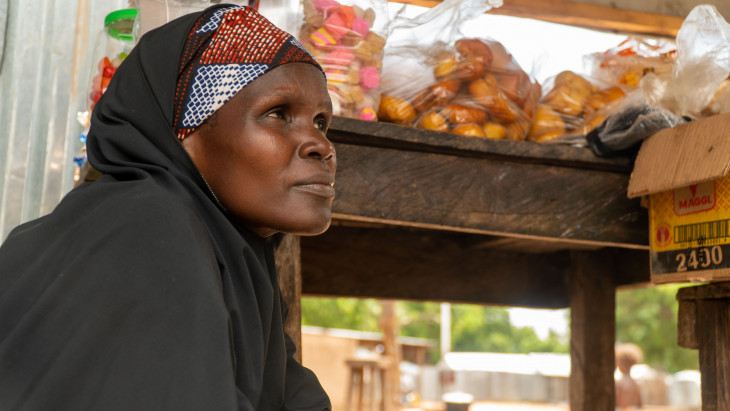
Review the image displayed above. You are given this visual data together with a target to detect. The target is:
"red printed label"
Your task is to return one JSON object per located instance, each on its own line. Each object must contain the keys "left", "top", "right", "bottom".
{"left": 674, "top": 182, "right": 715, "bottom": 216}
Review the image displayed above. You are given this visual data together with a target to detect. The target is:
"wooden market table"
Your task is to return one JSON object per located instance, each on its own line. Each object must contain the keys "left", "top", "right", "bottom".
{"left": 275, "top": 116, "right": 651, "bottom": 411}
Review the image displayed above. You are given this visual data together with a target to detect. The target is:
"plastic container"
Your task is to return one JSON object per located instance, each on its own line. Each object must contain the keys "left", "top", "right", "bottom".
{"left": 87, "top": 8, "right": 138, "bottom": 116}
{"left": 75, "top": 8, "right": 138, "bottom": 173}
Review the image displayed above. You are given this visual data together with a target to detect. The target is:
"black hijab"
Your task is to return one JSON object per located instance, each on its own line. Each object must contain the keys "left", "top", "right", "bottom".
{"left": 0, "top": 5, "right": 330, "bottom": 410}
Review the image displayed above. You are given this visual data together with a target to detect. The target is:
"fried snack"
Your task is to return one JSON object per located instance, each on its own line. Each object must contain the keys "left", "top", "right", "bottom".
{"left": 440, "top": 103, "right": 488, "bottom": 124}
{"left": 412, "top": 78, "right": 462, "bottom": 113}
{"left": 483, "top": 121, "right": 508, "bottom": 139}
{"left": 455, "top": 38, "right": 493, "bottom": 64}
{"left": 418, "top": 111, "right": 449, "bottom": 132}
{"left": 580, "top": 113, "right": 607, "bottom": 135}
{"left": 543, "top": 70, "right": 596, "bottom": 116}
{"left": 585, "top": 86, "right": 625, "bottom": 111}
{"left": 527, "top": 104, "right": 566, "bottom": 141}
{"left": 433, "top": 51, "right": 458, "bottom": 78}
{"left": 377, "top": 94, "right": 416, "bottom": 124}
{"left": 468, "top": 75, "right": 520, "bottom": 123}
{"left": 451, "top": 123, "right": 485, "bottom": 138}
{"left": 505, "top": 119, "right": 530, "bottom": 141}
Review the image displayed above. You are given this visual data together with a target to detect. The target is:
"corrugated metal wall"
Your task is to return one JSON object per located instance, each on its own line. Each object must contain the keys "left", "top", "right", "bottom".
{"left": 0, "top": 0, "right": 127, "bottom": 238}
{"left": 0, "top": 0, "right": 298, "bottom": 240}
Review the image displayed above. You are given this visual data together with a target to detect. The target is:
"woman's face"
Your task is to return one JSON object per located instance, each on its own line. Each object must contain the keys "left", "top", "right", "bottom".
{"left": 182, "top": 63, "right": 335, "bottom": 238}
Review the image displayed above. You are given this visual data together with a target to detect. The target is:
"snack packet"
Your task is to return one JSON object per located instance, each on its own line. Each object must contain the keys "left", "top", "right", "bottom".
{"left": 298, "top": 0, "right": 389, "bottom": 120}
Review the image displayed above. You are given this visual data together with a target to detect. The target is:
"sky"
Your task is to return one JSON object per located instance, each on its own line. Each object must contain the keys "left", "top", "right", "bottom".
{"left": 508, "top": 307, "right": 568, "bottom": 340}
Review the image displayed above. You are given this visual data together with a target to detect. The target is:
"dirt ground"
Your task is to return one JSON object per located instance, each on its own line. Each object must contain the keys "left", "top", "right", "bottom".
{"left": 406, "top": 401, "right": 694, "bottom": 411}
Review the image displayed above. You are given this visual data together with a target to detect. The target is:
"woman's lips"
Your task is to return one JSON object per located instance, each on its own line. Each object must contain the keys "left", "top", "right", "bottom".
{"left": 294, "top": 182, "right": 336, "bottom": 199}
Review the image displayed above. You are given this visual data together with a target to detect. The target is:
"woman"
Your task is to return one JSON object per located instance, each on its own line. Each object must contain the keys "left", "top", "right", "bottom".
{"left": 0, "top": 5, "right": 333, "bottom": 410}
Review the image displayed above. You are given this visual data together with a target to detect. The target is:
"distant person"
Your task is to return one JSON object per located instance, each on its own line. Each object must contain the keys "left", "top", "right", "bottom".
{"left": 615, "top": 342, "right": 643, "bottom": 409}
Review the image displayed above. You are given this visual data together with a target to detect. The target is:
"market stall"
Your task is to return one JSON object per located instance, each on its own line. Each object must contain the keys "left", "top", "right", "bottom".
{"left": 273, "top": 115, "right": 649, "bottom": 411}
{"left": 5, "top": 0, "right": 730, "bottom": 409}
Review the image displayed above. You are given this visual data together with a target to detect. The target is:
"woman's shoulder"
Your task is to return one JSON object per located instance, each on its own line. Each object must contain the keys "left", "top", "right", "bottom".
{"left": 60, "top": 176, "right": 210, "bottom": 238}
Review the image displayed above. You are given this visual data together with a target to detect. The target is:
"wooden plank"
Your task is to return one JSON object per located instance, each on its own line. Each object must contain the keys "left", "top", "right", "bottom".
{"left": 274, "top": 234, "right": 303, "bottom": 363}
{"left": 330, "top": 131, "right": 648, "bottom": 249}
{"left": 697, "top": 299, "right": 720, "bottom": 411}
{"left": 679, "top": 284, "right": 730, "bottom": 409}
{"left": 329, "top": 117, "right": 635, "bottom": 174}
{"left": 569, "top": 250, "right": 616, "bottom": 411}
{"left": 389, "top": 0, "right": 683, "bottom": 38}
{"left": 677, "top": 281, "right": 730, "bottom": 301}
{"left": 677, "top": 299, "right": 698, "bottom": 349}
{"left": 302, "top": 225, "right": 648, "bottom": 306}
{"left": 717, "top": 302, "right": 730, "bottom": 409}
{"left": 302, "top": 224, "right": 570, "bottom": 308}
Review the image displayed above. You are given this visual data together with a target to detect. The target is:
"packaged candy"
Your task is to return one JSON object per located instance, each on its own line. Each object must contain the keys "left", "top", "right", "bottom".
{"left": 298, "top": 0, "right": 389, "bottom": 121}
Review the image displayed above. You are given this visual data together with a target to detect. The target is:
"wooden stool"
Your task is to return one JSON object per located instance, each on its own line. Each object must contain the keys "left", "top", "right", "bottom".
{"left": 344, "top": 356, "right": 392, "bottom": 411}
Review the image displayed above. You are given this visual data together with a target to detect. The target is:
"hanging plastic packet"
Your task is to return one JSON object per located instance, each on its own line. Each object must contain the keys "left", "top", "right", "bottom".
{"left": 297, "top": 0, "right": 390, "bottom": 121}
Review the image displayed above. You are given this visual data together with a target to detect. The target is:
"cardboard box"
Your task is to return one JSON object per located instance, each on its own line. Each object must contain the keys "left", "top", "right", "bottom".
{"left": 628, "top": 112, "right": 730, "bottom": 284}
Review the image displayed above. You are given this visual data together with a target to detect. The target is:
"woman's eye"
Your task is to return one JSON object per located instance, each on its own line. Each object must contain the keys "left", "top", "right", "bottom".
{"left": 315, "top": 117, "right": 327, "bottom": 131}
{"left": 266, "top": 110, "right": 284, "bottom": 119}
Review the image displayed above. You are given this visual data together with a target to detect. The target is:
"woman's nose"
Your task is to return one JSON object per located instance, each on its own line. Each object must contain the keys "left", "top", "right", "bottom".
{"left": 299, "top": 130, "right": 336, "bottom": 163}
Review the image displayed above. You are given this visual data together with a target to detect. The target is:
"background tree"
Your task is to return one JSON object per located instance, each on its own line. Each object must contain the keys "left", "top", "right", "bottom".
{"left": 615, "top": 284, "right": 698, "bottom": 373}
{"left": 302, "top": 283, "right": 700, "bottom": 373}
{"left": 302, "top": 298, "right": 567, "bottom": 363}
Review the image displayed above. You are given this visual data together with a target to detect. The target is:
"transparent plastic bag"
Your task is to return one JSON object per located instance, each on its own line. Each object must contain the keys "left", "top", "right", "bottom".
{"left": 527, "top": 70, "right": 628, "bottom": 143}
{"left": 297, "top": 0, "right": 390, "bottom": 121}
{"left": 584, "top": 5, "right": 730, "bottom": 156}
{"left": 641, "top": 5, "right": 730, "bottom": 119}
{"left": 376, "top": 0, "right": 548, "bottom": 140}
{"left": 585, "top": 37, "right": 676, "bottom": 88}
{"left": 378, "top": 37, "right": 539, "bottom": 140}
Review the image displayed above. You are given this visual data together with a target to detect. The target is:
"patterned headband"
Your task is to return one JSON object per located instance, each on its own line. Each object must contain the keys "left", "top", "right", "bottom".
{"left": 173, "top": 6, "right": 322, "bottom": 140}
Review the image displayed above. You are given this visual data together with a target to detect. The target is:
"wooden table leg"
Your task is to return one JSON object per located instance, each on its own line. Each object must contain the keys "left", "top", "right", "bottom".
{"left": 678, "top": 283, "right": 730, "bottom": 410}
{"left": 569, "top": 250, "right": 616, "bottom": 411}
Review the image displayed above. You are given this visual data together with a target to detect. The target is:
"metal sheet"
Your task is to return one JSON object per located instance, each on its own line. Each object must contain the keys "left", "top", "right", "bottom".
{"left": 0, "top": 0, "right": 127, "bottom": 238}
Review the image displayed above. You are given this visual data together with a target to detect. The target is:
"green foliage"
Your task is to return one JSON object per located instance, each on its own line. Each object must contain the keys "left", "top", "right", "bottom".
{"left": 301, "top": 297, "right": 381, "bottom": 332}
{"left": 303, "top": 285, "right": 698, "bottom": 373}
{"left": 615, "top": 284, "right": 698, "bottom": 373}
{"left": 302, "top": 297, "right": 568, "bottom": 364}
{"left": 450, "top": 305, "right": 568, "bottom": 354}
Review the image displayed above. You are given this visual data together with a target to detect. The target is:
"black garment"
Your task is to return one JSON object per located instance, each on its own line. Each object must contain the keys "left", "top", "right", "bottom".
{"left": 0, "top": 6, "right": 330, "bottom": 410}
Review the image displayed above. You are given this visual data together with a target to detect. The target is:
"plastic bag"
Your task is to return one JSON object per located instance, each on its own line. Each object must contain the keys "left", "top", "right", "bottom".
{"left": 585, "top": 37, "right": 676, "bottom": 88}
{"left": 376, "top": 0, "right": 547, "bottom": 140}
{"left": 297, "top": 0, "right": 390, "bottom": 120}
{"left": 640, "top": 5, "right": 730, "bottom": 119}
{"left": 586, "top": 93, "right": 686, "bottom": 157}
{"left": 527, "top": 70, "right": 627, "bottom": 143}
{"left": 379, "top": 36, "right": 539, "bottom": 140}
{"left": 584, "top": 5, "right": 730, "bottom": 156}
